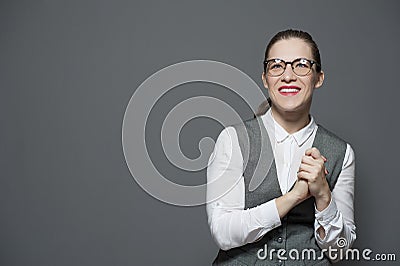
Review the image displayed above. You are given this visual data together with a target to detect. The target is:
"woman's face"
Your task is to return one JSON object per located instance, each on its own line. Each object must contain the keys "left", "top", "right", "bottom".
{"left": 262, "top": 38, "right": 324, "bottom": 114}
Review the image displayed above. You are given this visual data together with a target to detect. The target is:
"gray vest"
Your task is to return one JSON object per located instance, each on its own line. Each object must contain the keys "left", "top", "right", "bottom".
{"left": 213, "top": 115, "right": 347, "bottom": 266}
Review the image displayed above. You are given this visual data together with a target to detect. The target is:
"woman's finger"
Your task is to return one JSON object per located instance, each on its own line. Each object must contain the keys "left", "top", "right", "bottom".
{"left": 298, "top": 163, "right": 314, "bottom": 174}
{"left": 305, "top": 147, "right": 322, "bottom": 159}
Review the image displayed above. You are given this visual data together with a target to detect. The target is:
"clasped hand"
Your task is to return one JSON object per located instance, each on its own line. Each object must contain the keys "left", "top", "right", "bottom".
{"left": 291, "top": 147, "right": 331, "bottom": 211}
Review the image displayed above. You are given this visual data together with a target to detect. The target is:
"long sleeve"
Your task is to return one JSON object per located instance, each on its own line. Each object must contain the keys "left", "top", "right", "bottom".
{"left": 206, "top": 127, "right": 281, "bottom": 251}
{"left": 314, "top": 143, "right": 356, "bottom": 259}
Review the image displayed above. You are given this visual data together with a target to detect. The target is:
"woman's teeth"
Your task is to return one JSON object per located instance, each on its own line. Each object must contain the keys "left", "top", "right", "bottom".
{"left": 280, "top": 88, "right": 299, "bottom": 92}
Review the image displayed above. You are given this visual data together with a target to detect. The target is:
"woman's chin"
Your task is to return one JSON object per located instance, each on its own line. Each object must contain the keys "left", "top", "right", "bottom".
{"left": 275, "top": 102, "right": 301, "bottom": 112}
{"left": 272, "top": 101, "right": 310, "bottom": 116}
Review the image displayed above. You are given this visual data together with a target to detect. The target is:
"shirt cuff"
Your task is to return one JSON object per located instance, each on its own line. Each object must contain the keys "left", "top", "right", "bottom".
{"left": 257, "top": 199, "right": 282, "bottom": 229}
{"left": 315, "top": 197, "right": 338, "bottom": 227}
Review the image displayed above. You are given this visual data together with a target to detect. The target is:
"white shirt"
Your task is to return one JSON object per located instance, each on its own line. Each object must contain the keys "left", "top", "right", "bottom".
{"left": 206, "top": 109, "right": 356, "bottom": 255}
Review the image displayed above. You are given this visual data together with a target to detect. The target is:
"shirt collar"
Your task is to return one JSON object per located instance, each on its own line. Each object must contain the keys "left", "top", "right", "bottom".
{"left": 261, "top": 108, "right": 317, "bottom": 146}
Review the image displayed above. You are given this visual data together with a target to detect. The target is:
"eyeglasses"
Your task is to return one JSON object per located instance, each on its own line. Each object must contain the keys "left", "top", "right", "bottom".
{"left": 264, "top": 58, "right": 320, "bottom": 77}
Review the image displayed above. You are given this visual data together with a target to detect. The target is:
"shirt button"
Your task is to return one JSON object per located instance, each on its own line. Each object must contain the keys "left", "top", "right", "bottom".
{"left": 277, "top": 237, "right": 283, "bottom": 243}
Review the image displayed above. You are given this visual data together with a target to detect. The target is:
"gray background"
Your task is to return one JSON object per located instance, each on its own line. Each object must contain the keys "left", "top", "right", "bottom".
{"left": 1, "top": 0, "right": 399, "bottom": 265}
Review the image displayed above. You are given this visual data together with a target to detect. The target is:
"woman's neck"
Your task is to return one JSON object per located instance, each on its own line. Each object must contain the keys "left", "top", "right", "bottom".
{"left": 270, "top": 107, "right": 310, "bottom": 134}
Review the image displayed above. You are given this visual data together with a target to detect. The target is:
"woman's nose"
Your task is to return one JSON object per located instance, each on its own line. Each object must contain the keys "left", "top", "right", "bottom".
{"left": 281, "top": 65, "right": 296, "bottom": 82}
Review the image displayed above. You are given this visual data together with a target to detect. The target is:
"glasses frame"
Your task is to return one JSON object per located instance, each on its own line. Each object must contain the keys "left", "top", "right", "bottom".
{"left": 263, "top": 58, "right": 320, "bottom": 77}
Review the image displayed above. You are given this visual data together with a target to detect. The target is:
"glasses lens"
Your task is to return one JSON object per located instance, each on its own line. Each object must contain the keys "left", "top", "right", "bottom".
{"left": 292, "top": 58, "right": 312, "bottom": 76}
{"left": 267, "top": 60, "right": 285, "bottom": 76}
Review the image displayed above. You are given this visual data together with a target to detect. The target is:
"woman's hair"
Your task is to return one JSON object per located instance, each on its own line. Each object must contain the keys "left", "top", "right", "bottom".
{"left": 256, "top": 29, "right": 322, "bottom": 117}
{"left": 263, "top": 29, "right": 322, "bottom": 73}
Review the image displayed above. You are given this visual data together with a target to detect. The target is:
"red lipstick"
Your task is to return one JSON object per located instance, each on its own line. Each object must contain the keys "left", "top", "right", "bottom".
{"left": 278, "top": 86, "right": 301, "bottom": 96}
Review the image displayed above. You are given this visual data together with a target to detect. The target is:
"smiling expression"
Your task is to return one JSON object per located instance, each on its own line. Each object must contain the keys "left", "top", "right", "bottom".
{"left": 262, "top": 38, "right": 324, "bottom": 114}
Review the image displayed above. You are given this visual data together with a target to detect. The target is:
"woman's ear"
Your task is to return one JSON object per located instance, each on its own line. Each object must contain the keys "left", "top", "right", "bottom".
{"left": 261, "top": 72, "right": 268, "bottom": 89}
{"left": 314, "top": 71, "right": 325, "bottom": 89}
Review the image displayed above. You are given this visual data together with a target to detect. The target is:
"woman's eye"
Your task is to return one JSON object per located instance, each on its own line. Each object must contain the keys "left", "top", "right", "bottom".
{"left": 270, "top": 64, "right": 283, "bottom": 69}
{"left": 295, "top": 63, "right": 308, "bottom": 68}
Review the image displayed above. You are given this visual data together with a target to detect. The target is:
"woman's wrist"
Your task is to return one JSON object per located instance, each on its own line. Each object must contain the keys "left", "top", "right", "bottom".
{"left": 286, "top": 189, "right": 306, "bottom": 206}
{"left": 314, "top": 191, "right": 331, "bottom": 211}
{"left": 276, "top": 192, "right": 302, "bottom": 218}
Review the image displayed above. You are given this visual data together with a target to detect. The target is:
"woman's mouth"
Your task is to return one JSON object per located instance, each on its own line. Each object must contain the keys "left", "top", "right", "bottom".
{"left": 278, "top": 86, "right": 301, "bottom": 96}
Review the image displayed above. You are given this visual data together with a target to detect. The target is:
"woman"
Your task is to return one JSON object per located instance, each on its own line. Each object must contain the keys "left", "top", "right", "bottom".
{"left": 206, "top": 29, "right": 356, "bottom": 265}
